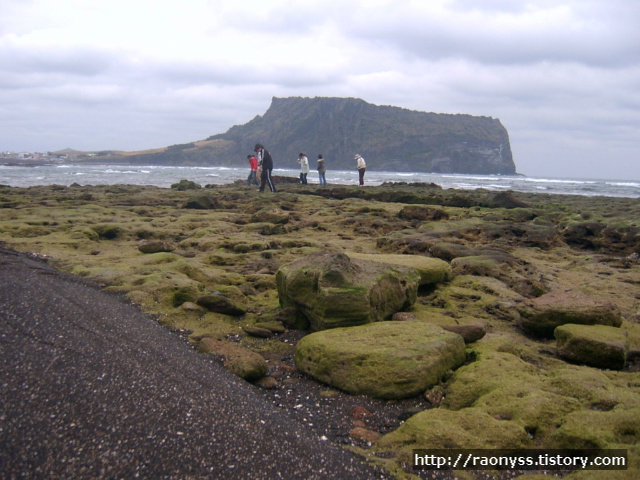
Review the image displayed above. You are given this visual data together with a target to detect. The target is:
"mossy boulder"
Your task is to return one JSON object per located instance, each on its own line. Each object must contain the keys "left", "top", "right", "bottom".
{"left": 555, "top": 324, "right": 629, "bottom": 370}
{"left": 441, "top": 323, "right": 486, "bottom": 343}
{"left": 375, "top": 408, "right": 531, "bottom": 460}
{"left": 197, "top": 338, "right": 267, "bottom": 381}
{"left": 443, "top": 351, "right": 543, "bottom": 411}
{"left": 196, "top": 294, "right": 246, "bottom": 316}
{"left": 294, "top": 321, "right": 465, "bottom": 399}
{"left": 276, "top": 251, "right": 420, "bottom": 331}
{"left": 346, "top": 252, "right": 452, "bottom": 286}
{"left": 551, "top": 406, "right": 640, "bottom": 449}
{"left": 518, "top": 289, "right": 622, "bottom": 337}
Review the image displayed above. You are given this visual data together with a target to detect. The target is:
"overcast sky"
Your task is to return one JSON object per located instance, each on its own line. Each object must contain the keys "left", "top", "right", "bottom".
{"left": 1, "top": 0, "right": 639, "bottom": 180}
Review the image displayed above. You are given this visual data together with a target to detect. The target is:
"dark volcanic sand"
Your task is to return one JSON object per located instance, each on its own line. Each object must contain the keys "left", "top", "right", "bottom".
{"left": 0, "top": 246, "right": 394, "bottom": 479}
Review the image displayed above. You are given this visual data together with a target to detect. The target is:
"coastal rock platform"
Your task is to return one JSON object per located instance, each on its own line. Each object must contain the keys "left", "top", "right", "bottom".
{"left": 1, "top": 181, "right": 640, "bottom": 478}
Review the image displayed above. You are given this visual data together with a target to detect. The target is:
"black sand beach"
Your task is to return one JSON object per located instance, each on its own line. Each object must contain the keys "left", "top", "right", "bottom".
{"left": 0, "top": 246, "right": 391, "bottom": 479}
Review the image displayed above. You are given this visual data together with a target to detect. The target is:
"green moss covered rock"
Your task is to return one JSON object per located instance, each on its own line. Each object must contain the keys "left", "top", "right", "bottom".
{"left": 196, "top": 294, "right": 246, "bottom": 316}
{"left": 294, "top": 321, "right": 465, "bottom": 399}
{"left": 276, "top": 251, "right": 420, "bottom": 330}
{"left": 376, "top": 408, "right": 531, "bottom": 460}
{"left": 347, "top": 252, "right": 452, "bottom": 286}
{"left": 555, "top": 324, "right": 629, "bottom": 370}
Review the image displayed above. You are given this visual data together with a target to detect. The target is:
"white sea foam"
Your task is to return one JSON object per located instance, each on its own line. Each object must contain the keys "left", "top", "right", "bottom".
{"left": 1, "top": 164, "right": 638, "bottom": 198}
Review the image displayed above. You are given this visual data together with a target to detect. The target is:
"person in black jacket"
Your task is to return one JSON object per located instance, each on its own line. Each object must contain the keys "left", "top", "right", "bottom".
{"left": 254, "top": 143, "right": 276, "bottom": 193}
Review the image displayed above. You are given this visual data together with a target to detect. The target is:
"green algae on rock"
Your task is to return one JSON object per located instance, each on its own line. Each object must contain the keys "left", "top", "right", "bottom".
{"left": 375, "top": 408, "right": 531, "bottom": 460}
{"left": 276, "top": 251, "right": 420, "bottom": 331}
{"left": 196, "top": 294, "right": 246, "bottom": 316}
{"left": 555, "top": 324, "right": 629, "bottom": 370}
{"left": 346, "top": 252, "right": 452, "bottom": 287}
{"left": 294, "top": 321, "right": 465, "bottom": 399}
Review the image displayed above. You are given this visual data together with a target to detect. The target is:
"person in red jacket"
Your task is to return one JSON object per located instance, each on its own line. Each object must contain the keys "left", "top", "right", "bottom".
{"left": 246, "top": 154, "right": 259, "bottom": 186}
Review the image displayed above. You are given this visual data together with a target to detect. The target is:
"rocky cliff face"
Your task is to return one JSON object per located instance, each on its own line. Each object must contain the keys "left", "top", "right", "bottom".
{"left": 131, "top": 97, "right": 516, "bottom": 174}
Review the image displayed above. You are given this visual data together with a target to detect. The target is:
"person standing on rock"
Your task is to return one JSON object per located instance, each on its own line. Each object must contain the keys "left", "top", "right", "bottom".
{"left": 317, "top": 154, "right": 327, "bottom": 186}
{"left": 255, "top": 143, "right": 276, "bottom": 193}
{"left": 297, "top": 152, "right": 309, "bottom": 185}
{"left": 246, "top": 154, "right": 259, "bottom": 186}
{"left": 355, "top": 154, "right": 366, "bottom": 186}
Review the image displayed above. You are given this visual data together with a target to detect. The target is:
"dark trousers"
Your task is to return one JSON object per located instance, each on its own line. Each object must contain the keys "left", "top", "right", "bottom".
{"left": 259, "top": 168, "right": 276, "bottom": 192}
{"left": 300, "top": 173, "right": 308, "bottom": 184}
{"left": 358, "top": 168, "right": 365, "bottom": 186}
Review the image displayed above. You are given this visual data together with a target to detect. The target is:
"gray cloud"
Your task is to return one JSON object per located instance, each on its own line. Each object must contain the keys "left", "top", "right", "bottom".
{"left": 0, "top": 0, "right": 638, "bottom": 180}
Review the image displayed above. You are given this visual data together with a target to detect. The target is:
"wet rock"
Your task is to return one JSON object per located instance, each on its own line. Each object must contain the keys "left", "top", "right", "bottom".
{"left": 349, "top": 427, "right": 381, "bottom": 444}
{"left": 276, "top": 251, "right": 420, "bottom": 331}
{"left": 349, "top": 406, "right": 372, "bottom": 419}
{"left": 197, "top": 338, "right": 267, "bottom": 381}
{"left": 254, "top": 321, "right": 286, "bottom": 334}
{"left": 196, "top": 294, "right": 246, "bottom": 316}
{"left": 242, "top": 325, "right": 273, "bottom": 338}
{"left": 441, "top": 323, "right": 486, "bottom": 343}
{"left": 555, "top": 324, "right": 628, "bottom": 370}
{"left": 255, "top": 376, "right": 279, "bottom": 389}
{"left": 294, "top": 321, "right": 465, "bottom": 399}
{"left": 518, "top": 289, "right": 622, "bottom": 337}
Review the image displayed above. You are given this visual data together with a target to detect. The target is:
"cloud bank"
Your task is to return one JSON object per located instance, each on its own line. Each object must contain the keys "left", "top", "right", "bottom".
{"left": 1, "top": 0, "right": 639, "bottom": 179}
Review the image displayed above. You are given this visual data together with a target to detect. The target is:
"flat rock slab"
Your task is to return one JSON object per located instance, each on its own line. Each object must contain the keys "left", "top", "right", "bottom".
{"left": 518, "top": 288, "right": 622, "bottom": 337}
{"left": 555, "top": 324, "right": 629, "bottom": 370}
{"left": 346, "top": 252, "right": 452, "bottom": 286}
{"left": 294, "top": 321, "right": 466, "bottom": 399}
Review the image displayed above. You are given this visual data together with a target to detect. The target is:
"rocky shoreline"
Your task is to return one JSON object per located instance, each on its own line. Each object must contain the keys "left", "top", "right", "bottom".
{"left": 1, "top": 180, "right": 639, "bottom": 479}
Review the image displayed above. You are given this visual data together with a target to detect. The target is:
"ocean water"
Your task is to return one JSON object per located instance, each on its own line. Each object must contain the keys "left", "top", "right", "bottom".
{"left": 1, "top": 163, "right": 639, "bottom": 198}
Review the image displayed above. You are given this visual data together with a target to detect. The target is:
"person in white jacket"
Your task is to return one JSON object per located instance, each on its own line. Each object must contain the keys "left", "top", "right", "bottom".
{"left": 355, "top": 154, "right": 366, "bottom": 186}
{"left": 297, "top": 153, "right": 310, "bottom": 184}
